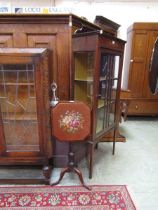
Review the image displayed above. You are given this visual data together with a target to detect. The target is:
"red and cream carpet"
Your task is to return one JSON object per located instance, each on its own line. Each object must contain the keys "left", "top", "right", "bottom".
{"left": 0, "top": 185, "right": 136, "bottom": 209}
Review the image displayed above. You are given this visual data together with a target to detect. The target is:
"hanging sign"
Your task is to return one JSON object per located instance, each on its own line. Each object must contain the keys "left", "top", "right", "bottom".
{"left": 14, "top": 7, "right": 75, "bottom": 14}
{"left": 0, "top": 3, "right": 11, "bottom": 13}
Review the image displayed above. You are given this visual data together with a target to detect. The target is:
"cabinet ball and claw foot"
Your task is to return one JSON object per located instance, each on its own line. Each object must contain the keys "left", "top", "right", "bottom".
{"left": 43, "top": 165, "right": 52, "bottom": 181}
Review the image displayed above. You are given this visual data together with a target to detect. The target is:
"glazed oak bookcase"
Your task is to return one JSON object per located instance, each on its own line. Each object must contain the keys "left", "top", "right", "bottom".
{"left": 0, "top": 48, "right": 52, "bottom": 183}
{"left": 72, "top": 31, "right": 125, "bottom": 177}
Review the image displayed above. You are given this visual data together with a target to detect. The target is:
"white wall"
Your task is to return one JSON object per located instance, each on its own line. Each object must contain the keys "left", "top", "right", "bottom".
{"left": 57, "top": 1, "right": 158, "bottom": 40}
{"left": 0, "top": 0, "right": 54, "bottom": 7}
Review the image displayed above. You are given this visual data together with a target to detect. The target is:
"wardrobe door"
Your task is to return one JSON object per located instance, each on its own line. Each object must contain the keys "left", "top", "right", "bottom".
{"left": 128, "top": 31, "right": 148, "bottom": 98}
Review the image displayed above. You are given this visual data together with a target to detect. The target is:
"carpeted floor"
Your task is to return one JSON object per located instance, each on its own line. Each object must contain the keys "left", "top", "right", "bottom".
{"left": 0, "top": 185, "right": 136, "bottom": 209}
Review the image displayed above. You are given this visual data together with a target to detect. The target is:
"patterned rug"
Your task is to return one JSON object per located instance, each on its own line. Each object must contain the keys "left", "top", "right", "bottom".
{"left": 0, "top": 185, "right": 136, "bottom": 209}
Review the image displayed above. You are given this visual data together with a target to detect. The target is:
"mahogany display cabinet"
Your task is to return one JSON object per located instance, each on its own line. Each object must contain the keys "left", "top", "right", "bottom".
{"left": 72, "top": 31, "right": 126, "bottom": 177}
{"left": 0, "top": 48, "right": 52, "bottom": 183}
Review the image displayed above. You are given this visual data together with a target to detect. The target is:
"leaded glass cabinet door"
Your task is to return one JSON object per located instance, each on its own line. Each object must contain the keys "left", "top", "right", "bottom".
{"left": 96, "top": 53, "right": 120, "bottom": 136}
{"left": 0, "top": 64, "right": 40, "bottom": 152}
{"left": 0, "top": 48, "right": 51, "bottom": 165}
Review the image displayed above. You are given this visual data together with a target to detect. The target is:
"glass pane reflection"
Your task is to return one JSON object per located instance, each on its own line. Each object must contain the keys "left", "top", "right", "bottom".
{"left": 96, "top": 54, "right": 120, "bottom": 134}
{"left": 0, "top": 64, "right": 39, "bottom": 152}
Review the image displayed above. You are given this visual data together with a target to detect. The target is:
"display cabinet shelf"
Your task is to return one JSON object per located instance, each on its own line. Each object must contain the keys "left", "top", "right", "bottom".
{"left": 0, "top": 82, "right": 34, "bottom": 86}
{"left": 75, "top": 78, "right": 93, "bottom": 82}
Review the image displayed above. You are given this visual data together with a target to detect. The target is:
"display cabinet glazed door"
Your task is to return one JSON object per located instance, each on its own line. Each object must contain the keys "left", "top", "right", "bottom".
{"left": 96, "top": 53, "right": 120, "bottom": 136}
{"left": 0, "top": 48, "right": 51, "bottom": 166}
{"left": 73, "top": 51, "right": 120, "bottom": 136}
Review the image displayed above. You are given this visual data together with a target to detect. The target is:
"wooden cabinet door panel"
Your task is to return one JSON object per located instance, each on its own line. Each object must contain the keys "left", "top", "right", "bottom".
{"left": 0, "top": 34, "right": 13, "bottom": 47}
{"left": 27, "top": 33, "right": 70, "bottom": 100}
{"left": 27, "top": 34, "right": 56, "bottom": 49}
{"left": 128, "top": 32, "right": 148, "bottom": 97}
{"left": 27, "top": 34, "right": 56, "bottom": 80}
